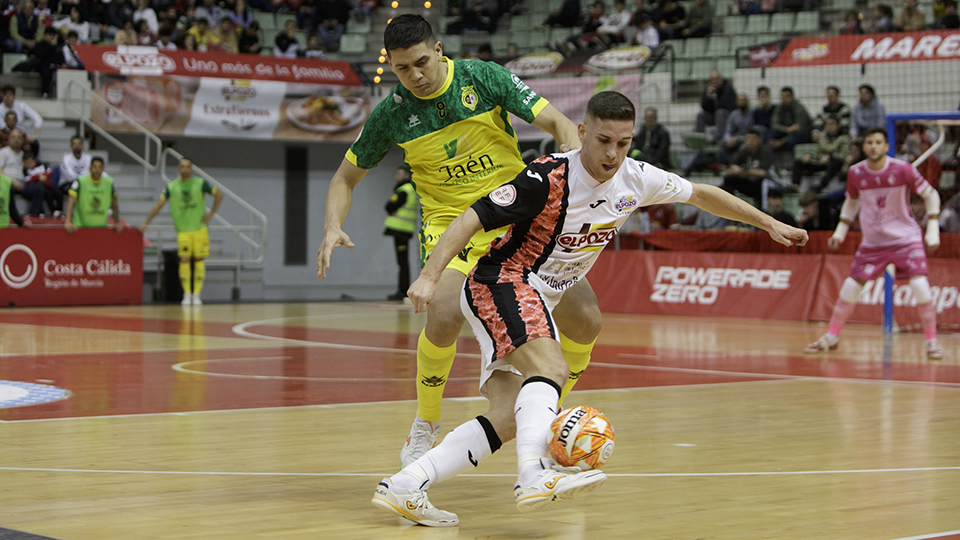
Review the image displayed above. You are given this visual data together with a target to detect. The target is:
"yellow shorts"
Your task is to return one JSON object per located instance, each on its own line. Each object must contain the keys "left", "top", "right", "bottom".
{"left": 420, "top": 217, "right": 508, "bottom": 276}
{"left": 177, "top": 228, "right": 210, "bottom": 259}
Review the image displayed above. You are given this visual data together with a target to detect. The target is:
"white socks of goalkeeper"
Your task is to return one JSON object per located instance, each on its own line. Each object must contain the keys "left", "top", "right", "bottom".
{"left": 390, "top": 416, "right": 502, "bottom": 491}
{"left": 515, "top": 376, "right": 562, "bottom": 485}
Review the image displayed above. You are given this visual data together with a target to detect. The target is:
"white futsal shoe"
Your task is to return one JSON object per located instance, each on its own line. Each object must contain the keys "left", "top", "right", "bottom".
{"left": 804, "top": 334, "right": 839, "bottom": 354}
{"left": 371, "top": 478, "right": 459, "bottom": 527}
{"left": 192, "top": 294, "right": 203, "bottom": 305}
{"left": 181, "top": 293, "right": 193, "bottom": 306}
{"left": 514, "top": 458, "right": 607, "bottom": 513}
{"left": 400, "top": 417, "right": 440, "bottom": 468}
{"left": 926, "top": 339, "right": 944, "bottom": 360}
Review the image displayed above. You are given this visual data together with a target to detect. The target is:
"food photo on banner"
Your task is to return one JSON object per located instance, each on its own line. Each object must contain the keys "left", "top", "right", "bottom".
{"left": 76, "top": 45, "right": 370, "bottom": 141}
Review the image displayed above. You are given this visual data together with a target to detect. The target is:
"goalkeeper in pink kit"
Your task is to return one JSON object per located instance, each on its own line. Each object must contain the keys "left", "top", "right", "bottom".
{"left": 805, "top": 127, "right": 944, "bottom": 359}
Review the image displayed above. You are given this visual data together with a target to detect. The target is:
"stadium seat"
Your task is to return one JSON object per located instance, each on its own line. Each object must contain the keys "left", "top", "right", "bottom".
{"left": 707, "top": 35, "right": 731, "bottom": 56}
{"left": 682, "top": 132, "right": 713, "bottom": 150}
{"left": 346, "top": 17, "right": 372, "bottom": 34}
{"left": 690, "top": 58, "right": 714, "bottom": 80}
{"left": 339, "top": 34, "right": 366, "bottom": 54}
{"left": 793, "top": 143, "right": 819, "bottom": 160}
{"left": 794, "top": 12, "right": 819, "bottom": 32}
{"left": 492, "top": 34, "right": 511, "bottom": 55}
{"left": 439, "top": 34, "right": 462, "bottom": 55}
{"left": 731, "top": 34, "right": 756, "bottom": 50}
{"left": 510, "top": 14, "right": 534, "bottom": 31}
{"left": 745, "top": 14, "right": 770, "bottom": 33}
{"left": 757, "top": 33, "right": 778, "bottom": 43}
{"left": 682, "top": 37, "right": 707, "bottom": 58}
{"left": 2, "top": 53, "right": 27, "bottom": 74}
{"left": 253, "top": 11, "right": 275, "bottom": 31}
{"left": 717, "top": 56, "right": 736, "bottom": 74}
{"left": 724, "top": 16, "right": 746, "bottom": 34}
{"left": 673, "top": 58, "right": 693, "bottom": 80}
{"left": 770, "top": 12, "right": 795, "bottom": 33}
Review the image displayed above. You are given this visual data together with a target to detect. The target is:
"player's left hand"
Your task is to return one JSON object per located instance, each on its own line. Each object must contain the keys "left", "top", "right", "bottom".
{"left": 407, "top": 277, "right": 436, "bottom": 314}
{"left": 201, "top": 213, "right": 214, "bottom": 223}
{"left": 767, "top": 222, "right": 808, "bottom": 247}
{"left": 115, "top": 223, "right": 124, "bottom": 233}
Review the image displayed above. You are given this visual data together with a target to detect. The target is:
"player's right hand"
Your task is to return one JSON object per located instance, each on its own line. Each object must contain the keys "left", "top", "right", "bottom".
{"left": 827, "top": 234, "right": 843, "bottom": 250}
{"left": 136, "top": 223, "right": 148, "bottom": 232}
{"left": 64, "top": 222, "right": 77, "bottom": 234}
{"left": 407, "top": 277, "right": 435, "bottom": 314}
{"left": 317, "top": 228, "right": 354, "bottom": 279}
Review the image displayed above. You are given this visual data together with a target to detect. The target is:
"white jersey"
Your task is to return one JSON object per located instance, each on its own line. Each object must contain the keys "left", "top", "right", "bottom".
{"left": 470, "top": 149, "right": 693, "bottom": 298}
{"left": 60, "top": 152, "right": 92, "bottom": 185}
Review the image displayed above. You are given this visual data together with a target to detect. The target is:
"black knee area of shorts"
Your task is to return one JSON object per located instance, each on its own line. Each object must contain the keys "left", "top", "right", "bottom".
{"left": 475, "top": 415, "right": 502, "bottom": 454}
{"left": 522, "top": 376, "right": 562, "bottom": 396}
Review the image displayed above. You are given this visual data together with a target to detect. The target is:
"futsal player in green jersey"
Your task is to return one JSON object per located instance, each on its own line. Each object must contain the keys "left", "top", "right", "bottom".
{"left": 138, "top": 158, "right": 224, "bottom": 306}
{"left": 317, "top": 15, "right": 602, "bottom": 468}
{"left": 64, "top": 157, "right": 123, "bottom": 233}
{"left": 0, "top": 172, "right": 27, "bottom": 228}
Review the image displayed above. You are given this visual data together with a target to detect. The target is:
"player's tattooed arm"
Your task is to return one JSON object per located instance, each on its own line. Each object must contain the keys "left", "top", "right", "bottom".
{"left": 407, "top": 209, "right": 483, "bottom": 313}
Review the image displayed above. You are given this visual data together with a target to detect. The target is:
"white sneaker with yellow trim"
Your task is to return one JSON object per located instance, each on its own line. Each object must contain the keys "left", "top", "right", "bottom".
{"left": 371, "top": 478, "right": 458, "bottom": 527}
{"left": 513, "top": 458, "right": 607, "bottom": 513}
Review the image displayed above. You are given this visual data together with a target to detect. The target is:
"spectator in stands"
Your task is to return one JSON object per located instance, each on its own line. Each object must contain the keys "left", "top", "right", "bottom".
{"left": 196, "top": 0, "right": 225, "bottom": 30}
{"left": 114, "top": 20, "right": 138, "bottom": 46}
{"left": 895, "top": 0, "right": 925, "bottom": 30}
{"left": 354, "top": 0, "right": 379, "bottom": 22}
{"left": 176, "top": 5, "right": 198, "bottom": 37}
{"left": 544, "top": 0, "right": 582, "bottom": 28}
{"left": 681, "top": 0, "right": 712, "bottom": 38}
{"left": 0, "top": 112, "right": 27, "bottom": 152}
{"left": 935, "top": 0, "right": 959, "bottom": 28}
{"left": 496, "top": 42, "right": 520, "bottom": 64}
{"left": 188, "top": 18, "right": 217, "bottom": 51}
{"left": 642, "top": 203, "right": 677, "bottom": 230}
{"left": 239, "top": 20, "right": 262, "bottom": 53}
{"left": 695, "top": 70, "right": 736, "bottom": 144}
{"left": 6, "top": 0, "right": 42, "bottom": 54}
{"left": 315, "top": 0, "right": 351, "bottom": 52}
{"left": 449, "top": 0, "right": 494, "bottom": 34}
{"left": 633, "top": 12, "right": 659, "bottom": 47}
{"left": 870, "top": 4, "right": 896, "bottom": 32}
{"left": 561, "top": 1, "right": 605, "bottom": 51}
{"left": 1, "top": 130, "right": 43, "bottom": 215}
{"left": 12, "top": 27, "right": 57, "bottom": 98}
{"left": 0, "top": 86, "right": 42, "bottom": 156}
{"left": 722, "top": 128, "right": 774, "bottom": 208}
{"left": 135, "top": 19, "right": 157, "bottom": 46}
{"left": 752, "top": 86, "right": 774, "bottom": 135}
{"left": 812, "top": 85, "right": 851, "bottom": 140}
{"left": 53, "top": 5, "right": 91, "bottom": 44}
{"left": 230, "top": 0, "right": 254, "bottom": 28}
{"left": 60, "top": 136, "right": 91, "bottom": 208}
{"left": 180, "top": 32, "right": 198, "bottom": 51}
{"left": 35, "top": 0, "right": 52, "bottom": 21}
{"left": 132, "top": 0, "right": 159, "bottom": 34}
{"left": 297, "top": 0, "right": 317, "bottom": 30}
{"left": 631, "top": 107, "right": 672, "bottom": 169}
{"left": 159, "top": 7, "right": 180, "bottom": 40}
{"left": 769, "top": 86, "right": 812, "bottom": 151}
{"left": 303, "top": 32, "right": 326, "bottom": 57}
{"left": 491, "top": 0, "right": 523, "bottom": 33}
{"left": 156, "top": 26, "right": 178, "bottom": 50}
{"left": 633, "top": 0, "right": 657, "bottom": 24}
{"left": 850, "top": 84, "right": 886, "bottom": 138}
{"left": 792, "top": 115, "right": 850, "bottom": 191}
{"left": 58, "top": 30, "right": 85, "bottom": 72}
{"left": 275, "top": 19, "right": 300, "bottom": 57}
{"left": 721, "top": 93, "right": 753, "bottom": 160}
{"left": 477, "top": 43, "right": 494, "bottom": 61}
{"left": 211, "top": 16, "right": 239, "bottom": 53}
{"left": 796, "top": 190, "right": 837, "bottom": 231}
{"left": 657, "top": 0, "right": 686, "bottom": 40}
{"left": 64, "top": 157, "right": 122, "bottom": 233}
{"left": 839, "top": 9, "right": 864, "bottom": 34}
{"left": 596, "top": 0, "right": 633, "bottom": 46}
{"left": 22, "top": 151, "right": 56, "bottom": 215}
{"left": 766, "top": 189, "right": 797, "bottom": 227}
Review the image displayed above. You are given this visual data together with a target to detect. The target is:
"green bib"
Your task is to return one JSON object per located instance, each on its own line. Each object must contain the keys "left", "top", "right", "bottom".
{"left": 74, "top": 174, "right": 114, "bottom": 228}
{"left": 166, "top": 176, "right": 208, "bottom": 233}
{"left": 0, "top": 174, "right": 10, "bottom": 228}
{"left": 384, "top": 182, "right": 417, "bottom": 234}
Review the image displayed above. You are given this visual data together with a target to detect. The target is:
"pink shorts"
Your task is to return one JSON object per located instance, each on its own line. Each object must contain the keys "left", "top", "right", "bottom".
{"left": 850, "top": 241, "right": 928, "bottom": 281}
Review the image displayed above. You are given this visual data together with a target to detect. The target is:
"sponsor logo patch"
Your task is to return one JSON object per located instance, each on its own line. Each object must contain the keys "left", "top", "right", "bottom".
{"left": 489, "top": 185, "right": 517, "bottom": 206}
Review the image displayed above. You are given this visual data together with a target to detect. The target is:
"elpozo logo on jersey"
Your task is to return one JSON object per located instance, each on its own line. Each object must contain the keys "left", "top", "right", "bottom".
{"left": 614, "top": 195, "right": 637, "bottom": 214}
{"left": 557, "top": 223, "right": 618, "bottom": 252}
{"left": 1, "top": 244, "right": 38, "bottom": 289}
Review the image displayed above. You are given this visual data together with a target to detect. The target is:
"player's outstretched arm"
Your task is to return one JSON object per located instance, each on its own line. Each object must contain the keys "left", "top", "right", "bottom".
{"left": 531, "top": 104, "right": 581, "bottom": 151}
{"left": 317, "top": 158, "right": 368, "bottom": 279}
{"left": 407, "top": 208, "right": 484, "bottom": 313}
{"left": 828, "top": 196, "right": 860, "bottom": 250}
{"left": 687, "top": 183, "right": 808, "bottom": 247}
{"left": 137, "top": 198, "right": 167, "bottom": 232}
{"left": 921, "top": 186, "right": 941, "bottom": 253}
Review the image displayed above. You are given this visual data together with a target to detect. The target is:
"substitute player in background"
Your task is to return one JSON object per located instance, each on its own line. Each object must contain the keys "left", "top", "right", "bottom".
{"left": 317, "top": 15, "right": 602, "bottom": 468}
{"left": 805, "top": 127, "right": 943, "bottom": 359}
{"left": 138, "top": 158, "right": 223, "bottom": 306}
{"left": 64, "top": 157, "right": 123, "bottom": 233}
{"left": 370, "top": 92, "right": 808, "bottom": 527}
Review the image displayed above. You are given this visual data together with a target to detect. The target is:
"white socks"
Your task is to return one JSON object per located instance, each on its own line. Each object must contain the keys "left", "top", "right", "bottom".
{"left": 515, "top": 377, "right": 562, "bottom": 485}
{"left": 391, "top": 417, "right": 499, "bottom": 491}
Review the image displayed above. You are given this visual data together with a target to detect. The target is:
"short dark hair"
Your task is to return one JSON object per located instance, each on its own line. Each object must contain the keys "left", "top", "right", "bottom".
{"left": 585, "top": 91, "right": 635, "bottom": 122}
{"left": 1, "top": 85, "right": 15, "bottom": 95}
{"left": 746, "top": 128, "right": 763, "bottom": 137}
{"left": 824, "top": 113, "right": 841, "bottom": 124}
{"left": 768, "top": 188, "right": 784, "bottom": 199}
{"left": 91, "top": 157, "right": 105, "bottom": 166}
{"left": 781, "top": 86, "right": 794, "bottom": 96}
{"left": 158, "top": 27, "right": 172, "bottom": 37}
{"left": 44, "top": 27, "right": 57, "bottom": 36}
{"left": 249, "top": 20, "right": 259, "bottom": 30}
{"left": 67, "top": 30, "right": 78, "bottom": 39}
{"left": 863, "top": 127, "right": 887, "bottom": 141}
{"left": 827, "top": 85, "right": 840, "bottom": 94}
{"left": 945, "top": 0, "right": 957, "bottom": 8}
{"left": 70, "top": 135, "right": 83, "bottom": 143}
{"left": 383, "top": 14, "right": 435, "bottom": 52}
{"left": 23, "top": 151, "right": 35, "bottom": 161}
{"left": 4, "top": 111, "right": 16, "bottom": 119}
{"left": 757, "top": 86, "right": 770, "bottom": 95}
{"left": 859, "top": 83, "right": 876, "bottom": 97}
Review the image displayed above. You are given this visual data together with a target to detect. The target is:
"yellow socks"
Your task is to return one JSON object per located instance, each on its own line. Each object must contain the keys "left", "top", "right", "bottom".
{"left": 416, "top": 329, "right": 457, "bottom": 423}
{"left": 192, "top": 260, "right": 205, "bottom": 296}
{"left": 179, "top": 261, "right": 191, "bottom": 294}
{"left": 558, "top": 331, "right": 596, "bottom": 407}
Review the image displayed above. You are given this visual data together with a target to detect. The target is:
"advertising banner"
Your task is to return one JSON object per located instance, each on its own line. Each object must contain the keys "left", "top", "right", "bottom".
{"left": 0, "top": 229, "right": 143, "bottom": 307}
{"left": 810, "top": 255, "right": 960, "bottom": 330}
{"left": 589, "top": 251, "right": 823, "bottom": 320}
{"left": 748, "top": 42, "right": 783, "bottom": 67}
{"left": 771, "top": 30, "right": 960, "bottom": 68}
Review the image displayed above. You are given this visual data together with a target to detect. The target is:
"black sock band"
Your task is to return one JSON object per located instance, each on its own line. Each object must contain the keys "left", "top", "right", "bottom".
{"left": 475, "top": 415, "right": 503, "bottom": 453}
{"left": 522, "top": 375, "right": 562, "bottom": 396}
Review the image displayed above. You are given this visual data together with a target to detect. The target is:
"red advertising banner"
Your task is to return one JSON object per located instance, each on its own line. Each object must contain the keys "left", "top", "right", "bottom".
{"left": 590, "top": 251, "right": 823, "bottom": 320}
{"left": 771, "top": 30, "right": 960, "bottom": 67}
{"left": 0, "top": 229, "right": 143, "bottom": 307}
{"left": 74, "top": 45, "right": 362, "bottom": 86}
{"left": 810, "top": 254, "right": 960, "bottom": 330}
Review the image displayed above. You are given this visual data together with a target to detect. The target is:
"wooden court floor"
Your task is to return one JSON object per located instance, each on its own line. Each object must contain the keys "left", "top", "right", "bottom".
{"left": 0, "top": 302, "right": 958, "bottom": 540}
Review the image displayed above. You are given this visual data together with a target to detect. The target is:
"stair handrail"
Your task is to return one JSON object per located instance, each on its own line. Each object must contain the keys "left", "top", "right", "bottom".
{"left": 64, "top": 80, "right": 162, "bottom": 187}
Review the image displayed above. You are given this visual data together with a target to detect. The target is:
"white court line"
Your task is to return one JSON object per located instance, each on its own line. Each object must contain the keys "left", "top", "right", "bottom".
{"left": 888, "top": 530, "right": 960, "bottom": 540}
{"left": 171, "top": 356, "right": 478, "bottom": 383}
{"left": 1, "top": 465, "right": 958, "bottom": 478}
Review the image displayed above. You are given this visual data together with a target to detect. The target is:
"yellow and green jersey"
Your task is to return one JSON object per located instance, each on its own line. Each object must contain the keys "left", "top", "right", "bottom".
{"left": 162, "top": 176, "right": 217, "bottom": 233}
{"left": 347, "top": 58, "right": 548, "bottom": 223}
{"left": 69, "top": 174, "right": 115, "bottom": 228}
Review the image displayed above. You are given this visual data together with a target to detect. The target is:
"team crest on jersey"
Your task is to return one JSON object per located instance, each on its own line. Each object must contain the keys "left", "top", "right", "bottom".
{"left": 461, "top": 86, "right": 478, "bottom": 110}
{"left": 614, "top": 195, "right": 638, "bottom": 214}
{"left": 393, "top": 94, "right": 402, "bottom": 104}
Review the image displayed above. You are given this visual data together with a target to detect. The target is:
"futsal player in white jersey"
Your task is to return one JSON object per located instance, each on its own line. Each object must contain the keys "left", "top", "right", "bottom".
{"left": 805, "top": 127, "right": 944, "bottom": 359}
{"left": 371, "top": 91, "right": 809, "bottom": 527}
